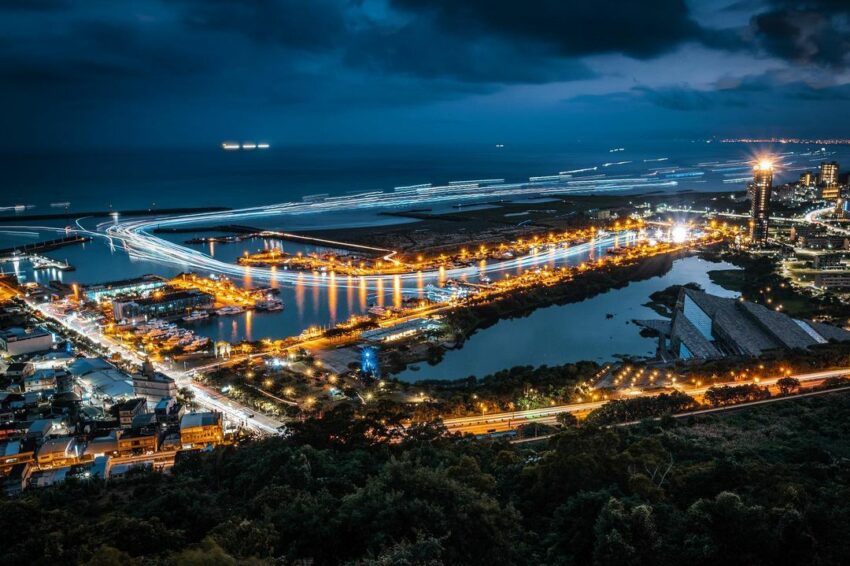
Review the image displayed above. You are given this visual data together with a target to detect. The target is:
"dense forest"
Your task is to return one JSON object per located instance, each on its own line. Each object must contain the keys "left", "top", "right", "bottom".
{"left": 6, "top": 392, "right": 850, "bottom": 565}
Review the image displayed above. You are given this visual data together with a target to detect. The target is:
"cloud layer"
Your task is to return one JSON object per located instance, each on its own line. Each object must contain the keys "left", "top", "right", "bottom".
{"left": 2, "top": 0, "right": 850, "bottom": 147}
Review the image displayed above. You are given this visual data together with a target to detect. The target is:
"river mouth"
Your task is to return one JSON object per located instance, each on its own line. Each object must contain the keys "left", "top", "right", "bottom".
{"left": 394, "top": 256, "right": 741, "bottom": 382}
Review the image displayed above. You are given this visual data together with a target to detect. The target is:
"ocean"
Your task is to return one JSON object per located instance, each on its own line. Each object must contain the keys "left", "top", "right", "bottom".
{"left": 2, "top": 141, "right": 838, "bottom": 212}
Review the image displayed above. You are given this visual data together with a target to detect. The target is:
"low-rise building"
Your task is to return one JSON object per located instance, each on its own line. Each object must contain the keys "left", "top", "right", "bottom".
{"left": 23, "top": 368, "right": 58, "bottom": 392}
{"left": 809, "top": 252, "right": 846, "bottom": 270}
{"left": 155, "top": 398, "right": 184, "bottom": 424}
{"left": 118, "top": 430, "right": 158, "bottom": 455}
{"left": 26, "top": 418, "right": 59, "bottom": 442}
{"left": 36, "top": 436, "right": 82, "bottom": 468}
{"left": 112, "top": 289, "right": 213, "bottom": 322}
{"left": 133, "top": 360, "right": 177, "bottom": 404}
{"left": 112, "top": 398, "right": 147, "bottom": 428}
{"left": 180, "top": 412, "right": 223, "bottom": 449}
{"left": 160, "top": 432, "right": 182, "bottom": 452}
{"left": 84, "top": 274, "right": 167, "bottom": 303}
{"left": 83, "top": 431, "right": 120, "bottom": 459}
{"left": 0, "top": 326, "right": 53, "bottom": 356}
{"left": 4, "top": 362, "right": 34, "bottom": 381}
{"left": 3, "top": 462, "right": 33, "bottom": 497}
{"left": 637, "top": 288, "right": 850, "bottom": 361}
{"left": 814, "top": 272, "right": 850, "bottom": 290}
{"left": 790, "top": 225, "right": 825, "bottom": 242}
{"left": 28, "top": 466, "right": 72, "bottom": 489}
{"left": 798, "top": 235, "right": 850, "bottom": 250}
{"left": 69, "top": 357, "right": 135, "bottom": 402}
{"left": 774, "top": 183, "right": 796, "bottom": 202}
{"left": 0, "top": 439, "right": 35, "bottom": 472}
{"left": 361, "top": 318, "right": 441, "bottom": 343}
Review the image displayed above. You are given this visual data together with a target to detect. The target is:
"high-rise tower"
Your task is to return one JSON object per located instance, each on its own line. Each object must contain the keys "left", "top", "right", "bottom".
{"left": 819, "top": 161, "right": 839, "bottom": 186}
{"left": 749, "top": 160, "right": 773, "bottom": 244}
{"left": 819, "top": 161, "right": 840, "bottom": 201}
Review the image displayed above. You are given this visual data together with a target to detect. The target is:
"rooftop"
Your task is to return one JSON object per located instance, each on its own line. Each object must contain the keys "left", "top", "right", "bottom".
{"left": 637, "top": 288, "right": 850, "bottom": 361}
{"left": 68, "top": 357, "right": 114, "bottom": 377}
{"left": 180, "top": 412, "right": 221, "bottom": 430}
{"left": 0, "top": 326, "right": 51, "bottom": 341}
{"left": 116, "top": 289, "right": 211, "bottom": 307}
{"left": 113, "top": 398, "right": 146, "bottom": 413}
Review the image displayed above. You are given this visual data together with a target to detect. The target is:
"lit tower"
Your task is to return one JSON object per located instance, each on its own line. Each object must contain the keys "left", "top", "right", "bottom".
{"left": 750, "top": 160, "right": 773, "bottom": 244}
{"left": 819, "top": 161, "right": 840, "bottom": 201}
{"left": 361, "top": 347, "right": 379, "bottom": 377}
{"left": 819, "top": 161, "right": 839, "bottom": 186}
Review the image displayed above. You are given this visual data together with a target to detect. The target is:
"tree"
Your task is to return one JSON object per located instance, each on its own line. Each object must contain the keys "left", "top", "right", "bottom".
{"left": 172, "top": 539, "right": 238, "bottom": 566}
{"left": 681, "top": 492, "right": 769, "bottom": 566}
{"left": 84, "top": 546, "right": 138, "bottom": 566}
{"left": 557, "top": 412, "right": 579, "bottom": 427}
{"left": 704, "top": 384, "right": 770, "bottom": 407}
{"left": 777, "top": 377, "right": 801, "bottom": 396}
{"left": 584, "top": 392, "right": 697, "bottom": 426}
{"left": 592, "top": 498, "right": 659, "bottom": 566}
{"left": 352, "top": 534, "right": 445, "bottom": 566}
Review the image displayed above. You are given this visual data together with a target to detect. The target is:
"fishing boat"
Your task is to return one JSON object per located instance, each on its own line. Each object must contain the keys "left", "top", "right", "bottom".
{"left": 215, "top": 306, "right": 244, "bottom": 316}
{"left": 182, "top": 311, "right": 210, "bottom": 322}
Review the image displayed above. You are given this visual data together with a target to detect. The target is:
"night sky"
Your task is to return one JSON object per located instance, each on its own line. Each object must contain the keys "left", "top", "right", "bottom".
{"left": 2, "top": 0, "right": 850, "bottom": 149}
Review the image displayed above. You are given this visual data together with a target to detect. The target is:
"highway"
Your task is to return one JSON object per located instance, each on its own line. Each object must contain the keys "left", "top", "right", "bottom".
{"left": 805, "top": 206, "right": 850, "bottom": 235}
{"left": 441, "top": 367, "right": 850, "bottom": 435}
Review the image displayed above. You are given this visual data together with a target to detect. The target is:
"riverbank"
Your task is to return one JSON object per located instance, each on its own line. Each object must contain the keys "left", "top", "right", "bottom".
{"left": 381, "top": 248, "right": 718, "bottom": 380}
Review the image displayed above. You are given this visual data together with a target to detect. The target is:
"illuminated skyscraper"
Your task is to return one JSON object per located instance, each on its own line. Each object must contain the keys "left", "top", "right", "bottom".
{"left": 799, "top": 171, "right": 813, "bottom": 187}
{"left": 818, "top": 161, "right": 840, "bottom": 201}
{"left": 750, "top": 160, "right": 773, "bottom": 244}
{"left": 819, "top": 161, "right": 839, "bottom": 186}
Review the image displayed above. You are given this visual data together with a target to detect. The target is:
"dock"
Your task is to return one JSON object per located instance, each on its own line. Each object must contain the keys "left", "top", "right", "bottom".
{"left": 0, "top": 235, "right": 91, "bottom": 256}
{"left": 0, "top": 253, "right": 76, "bottom": 271}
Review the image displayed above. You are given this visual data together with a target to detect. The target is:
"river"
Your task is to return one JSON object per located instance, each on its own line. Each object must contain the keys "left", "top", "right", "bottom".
{"left": 395, "top": 256, "right": 740, "bottom": 381}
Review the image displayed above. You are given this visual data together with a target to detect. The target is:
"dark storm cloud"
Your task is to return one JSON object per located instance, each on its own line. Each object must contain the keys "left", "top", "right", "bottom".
{"left": 389, "top": 0, "right": 711, "bottom": 58}
{"left": 344, "top": 20, "right": 596, "bottom": 84}
{"left": 627, "top": 73, "right": 850, "bottom": 112}
{"left": 170, "top": 0, "right": 596, "bottom": 85}
{"left": 2, "top": 0, "right": 850, "bottom": 148}
{"left": 0, "top": 19, "right": 206, "bottom": 92}
{"left": 175, "top": 0, "right": 348, "bottom": 51}
{"left": 0, "top": 0, "right": 69, "bottom": 11}
{"left": 267, "top": 71, "right": 498, "bottom": 107}
{"left": 633, "top": 86, "right": 750, "bottom": 111}
{"left": 751, "top": 0, "right": 850, "bottom": 67}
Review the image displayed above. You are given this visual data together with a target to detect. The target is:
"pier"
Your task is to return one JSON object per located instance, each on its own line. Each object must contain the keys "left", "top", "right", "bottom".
{"left": 0, "top": 235, "right": 89, "bottom": 272}
{"left": 0, "top": 234, "right": 91, "bottom": 256}
{"left": 0, "top": 253, "right": 76, "bottom": 271}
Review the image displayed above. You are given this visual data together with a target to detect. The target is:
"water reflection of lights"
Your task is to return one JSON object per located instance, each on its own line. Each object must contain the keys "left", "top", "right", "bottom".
{"left": 93, "top": 176, "right": 669, "bottom": 290}
{"left": 8, "top": 184, "right": 647, "bottom": 295}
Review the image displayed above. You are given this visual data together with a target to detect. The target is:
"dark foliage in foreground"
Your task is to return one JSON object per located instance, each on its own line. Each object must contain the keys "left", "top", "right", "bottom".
{"left": 7, "top": 394, "right": 850, "bottom": 565}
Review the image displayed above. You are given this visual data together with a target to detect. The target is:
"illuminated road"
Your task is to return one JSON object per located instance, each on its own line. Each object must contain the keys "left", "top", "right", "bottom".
{"left": 82, "top": 172, "right": 675, "bottom": 290}
{"left": 29, "top": 298, "right": 284, "bottom": 435}
{"left": 805, "top": 206, "right": 850, "bottom": 235}
{"left": 440, "top": 367, "right": 850, "bottom": 435}
{"left": 105, "top": 213, "right": 635, "bottom": 290}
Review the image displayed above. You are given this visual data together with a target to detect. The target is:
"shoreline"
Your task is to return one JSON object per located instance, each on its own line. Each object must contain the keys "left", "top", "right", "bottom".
{"left": 382, "top": 248, "right": 700, "bottom": 382}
